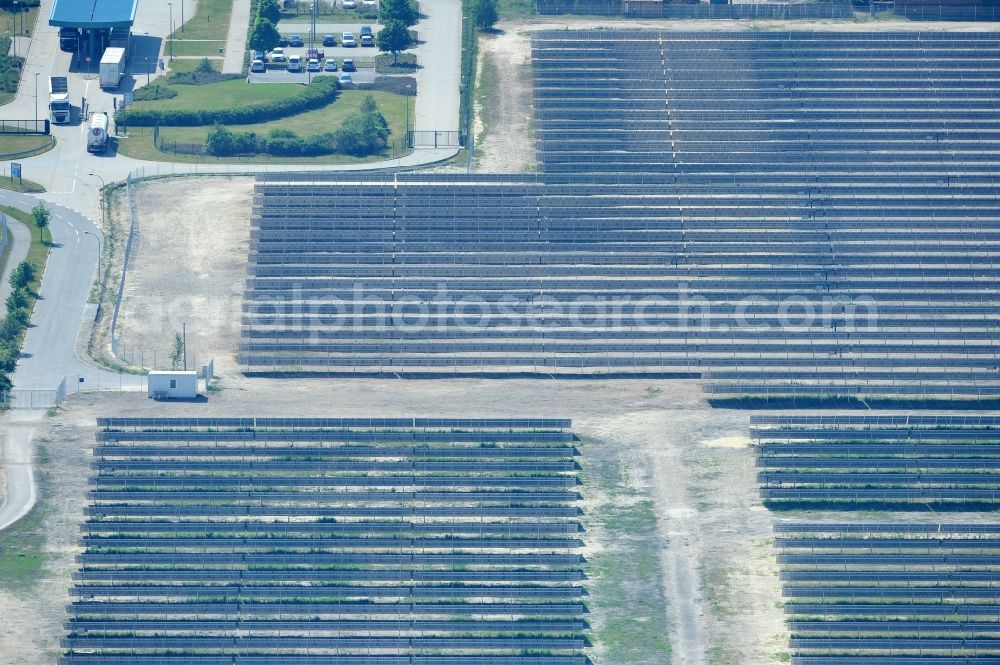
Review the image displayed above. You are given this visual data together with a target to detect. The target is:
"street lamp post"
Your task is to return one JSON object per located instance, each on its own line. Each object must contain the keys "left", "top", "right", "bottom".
{"left": 145, "top": 57, "right": 150, "bottom": 85}
{"left": 33, "top": 71, "right": 38, "bottom": 123}
{"left": 181, "top": 0, "right": 185, "bottom": 32}
{"left": 168, "top": 3, "right": 173, "bottom": 58}
{"left": 83, "top": 230, "right": 102, "bottom": 283}
{"left": 88, "top": 172, "right": 107, "bottom": 229}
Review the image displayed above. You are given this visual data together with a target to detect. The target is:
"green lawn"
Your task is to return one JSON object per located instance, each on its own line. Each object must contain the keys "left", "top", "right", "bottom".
{"left": 0, "top": 5, "right": 40, "bottom": 39}
{"left": 169, "top": 0, "right": 234, "bottom": 42}
{"left": 578, "top": 439, "right": 673, "bottom": 664}
{"left": 498, "top": 0, "right": 535, "bottom": 18}
{"left": 117, "top": 89, "right": 413, "bottom": 163}
{"left": 165, "top": 40, "right": 227, "bottom": 58}
{"left": 131, "top": 78, "right": 305, "bottom": 112}
{"left": 0, "top": 133, "right": 53, "bottom": 159}
{"left": 168, "top": 58, "right": 222, "bottom": 74}
{"left": 0, "top": 174, "right": 45, "bottom": 193}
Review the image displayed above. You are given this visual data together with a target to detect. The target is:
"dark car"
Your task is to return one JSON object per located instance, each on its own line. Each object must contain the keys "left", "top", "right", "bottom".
{"left": 341, "top": 58, "right": 357, "bottom": 72}
{"left": 277, "top": 35, "right": 289, "bottom": 47}
{"left": 252, "top": 49, "right": 268, "bottom": 62}
{"left": 323, "top": 34, "right": 336, "bottom": 46}
{"left": 289, "top": 34, "right": 304, "bottom": 47}
{"left": 360, "top": 25, "right": 374, "bottom": 37}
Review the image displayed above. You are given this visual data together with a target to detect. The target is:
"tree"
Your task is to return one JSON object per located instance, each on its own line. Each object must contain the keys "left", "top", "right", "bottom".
{"left": 258, "top": 0, "right": 281, "bottom": 25}
{"left": 379, "top": 0, "right": 418, "bottom": 27}
{"left": 473, "top": 0, "right": 498, "bottom": 30}
{"left": 170, "top": 332, "right": 184, "bottom": 370}
{"left": 377, "top": 20, "right": 414, "bottom": 65}
{"left": 30, "top": 202, "right": 49, "bottom": 242}
{"left": 335, "top": 106, "right": 390, "bottom": 157}
{"left": 249, "top": 17, "right": 281, "bottom": 53}
{"left": 5, "top": 287, "right": 28, "bottom": 312}
{"left": 8, "top": 260, "right": 34, "bottom": 290}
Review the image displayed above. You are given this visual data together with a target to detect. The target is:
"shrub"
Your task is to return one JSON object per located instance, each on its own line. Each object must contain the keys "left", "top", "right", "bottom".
{"left": 204, "top": 124, "right": 259, "bottom": 156}
{"left": 335, "top": 112, "right": 390, "bottom": 156}
{"left": 117, "top": 76, "right": 340, "bottom": 126}
{"left": 133, "top": 84, "right": 178, "bottom": 101}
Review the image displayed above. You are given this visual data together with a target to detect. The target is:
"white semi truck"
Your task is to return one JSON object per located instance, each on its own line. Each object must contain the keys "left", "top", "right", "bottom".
{"left": 99, "top": 47, "right": 126, "bottom": 90}
{"left": 87, "top": 113, "right": 110, "bottom": 153}
{"left": 48, "top": 76, "right": 71, "bottom": 124}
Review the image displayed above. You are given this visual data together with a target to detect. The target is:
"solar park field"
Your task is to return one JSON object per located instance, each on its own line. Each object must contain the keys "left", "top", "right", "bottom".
{"left": 21, "top": 24, "right": 1000, "bottom": 665}
{"left": 63, "top": 418, "right": 588, "bottom": 665}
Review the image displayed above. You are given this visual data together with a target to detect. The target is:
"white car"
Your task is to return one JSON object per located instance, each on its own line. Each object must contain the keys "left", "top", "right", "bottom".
{"left": 250, "top": 59, "right": 265, "bottom": 73}
{"left": 307, "top": 58, "right": 321, "bottom": 72}
{"left": 339, "top": 73, "right": 353, "bottom": 84}
{"left": 362, "top": 0, "right": 377, "bottom": 6}
{"left": 269, "top": 47, "right": 286, "bottom": 63}
{"left": 342, "top": 32, "right": 356, "bottom": 47}
{"left": 342, "top": 0, "right": 357, "bottom": 7}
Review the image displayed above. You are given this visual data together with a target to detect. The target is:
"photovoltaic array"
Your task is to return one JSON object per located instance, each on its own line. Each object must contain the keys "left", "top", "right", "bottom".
{"left": 63, "top": 418, "right": 588, "bottom": 665}
{"left": 754, "top": 416, "right": 1000, "bottom": 664}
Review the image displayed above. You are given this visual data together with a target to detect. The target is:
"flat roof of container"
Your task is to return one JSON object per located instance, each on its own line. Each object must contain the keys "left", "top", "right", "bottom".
{"left": 49, "top": 0, "right": 137, "bottom": 29}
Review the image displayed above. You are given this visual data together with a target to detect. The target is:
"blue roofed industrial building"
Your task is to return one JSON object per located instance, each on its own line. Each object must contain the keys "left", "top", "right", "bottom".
{"left": 49, "top": 0, "right": 137, "bottom": 61}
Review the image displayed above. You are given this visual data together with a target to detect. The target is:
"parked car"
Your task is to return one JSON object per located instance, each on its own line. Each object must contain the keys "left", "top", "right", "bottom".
{"left": 252, "top": 49, "right": 268, "bottom": 62}
{"left": 277, "top": 35, "right": 289, "bottom": 47}
{"left": 269, "top": 47, "right": 287, "bottom": 62}
{"left": 250, "top": 59, "right": 266, "bottom": 73}
{"left": 307, "top": 58, "right": 321, "bottom": 72}
{"left": 289, "top": 34, "right": 304, "bottom": 47}
{"left": 307, "top": 46, "right": 325, "bottom": 60}
{"left": 339, "top": 72, "right": 353, "bottom": 84}
{"left": 362, "top": 0, "right": 377, "bottom": 7}
{"left": 323, "top": 34, "right": 336, "bottom": 47}
{"left": 360, "top": 34, "right": 374, "bottom": 47}
{"left": 288, "top": 55, "right": 303, "bottom": 72}
{"left": 342, "top": 32, "right": 356, "bottom": 47}
{"left": 360, "top": 25, "right": 374, "bottom": 36}
{"left": 323, "top": 58, "right": 338, "bottom": 72}
{"left": 341, "top": 58, "right": 357, "bottom": 72}
{"left": 342, "top": 0, "right": 357, "bottom": 7}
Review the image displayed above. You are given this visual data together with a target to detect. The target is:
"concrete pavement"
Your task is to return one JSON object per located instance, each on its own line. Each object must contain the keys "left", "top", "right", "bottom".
{"left": 412, "top": 0, "right": 462, "bottom": 143}
{"left": 0, "top": 211, "right": 30, "bottom": 308}
{"left": 222, "top": 0, "right": 252, "bottom": 73}
{"left": 0, "top": 410, "right": 42, "bottom": 531}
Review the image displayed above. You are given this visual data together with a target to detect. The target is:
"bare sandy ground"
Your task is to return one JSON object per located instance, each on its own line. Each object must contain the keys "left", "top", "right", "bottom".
{"left": 114, "top": 176, "right": 253, "bottom": 376}
{"left": 473, "top": 29, "right": 538, "bottom": 173}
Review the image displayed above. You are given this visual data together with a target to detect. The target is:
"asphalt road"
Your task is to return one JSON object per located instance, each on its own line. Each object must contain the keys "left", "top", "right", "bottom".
{"left": 0, "top": 190, "right": 144, "bottom": 393}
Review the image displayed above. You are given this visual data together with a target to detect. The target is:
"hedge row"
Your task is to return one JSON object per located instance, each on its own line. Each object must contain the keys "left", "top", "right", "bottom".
{"left": 116, "top": 76, "right": 340, "bottom": 127}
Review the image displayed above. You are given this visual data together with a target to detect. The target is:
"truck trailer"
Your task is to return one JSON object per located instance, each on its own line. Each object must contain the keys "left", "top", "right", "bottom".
{"left": 48, "top": 76, "right": 71, "bottom": 124}
{"left": 99, "top": 47, "right": 126, "bottom": 90}
{"left": 87, "top": 113, "right": 110, "bottom": 154}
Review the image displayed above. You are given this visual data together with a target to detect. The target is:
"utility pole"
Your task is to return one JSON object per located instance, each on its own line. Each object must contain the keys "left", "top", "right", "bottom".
{"left": 181, "top": 0, "right": 185, "bottom": 32}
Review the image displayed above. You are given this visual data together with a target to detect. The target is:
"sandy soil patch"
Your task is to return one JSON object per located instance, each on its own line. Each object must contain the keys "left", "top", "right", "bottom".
{"left": 473, "top": 29, "right": 538, "bottom": 173}
{"left": 114, "top": 176, "right": 253, "bottom": 376}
